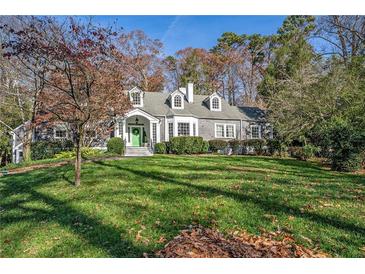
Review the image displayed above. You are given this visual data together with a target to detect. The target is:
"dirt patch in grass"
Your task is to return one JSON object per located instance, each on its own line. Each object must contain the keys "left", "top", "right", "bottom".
{"left": 1, "top": 156, "right": 124, "bottom": 176}
{"left": 156, "top": 226, "right": 328, "bottom": 258}
{"left": 5, "top": 161, "right": 70, "bottom": 175}
{"left": 354, "top": 168, "right": 365, "bottom": 175}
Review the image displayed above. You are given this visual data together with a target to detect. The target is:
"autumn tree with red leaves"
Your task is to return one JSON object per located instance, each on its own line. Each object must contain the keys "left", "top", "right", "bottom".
{"left": 1, "top": 16, "right": 50, "bottom": 162}
{"left": 2, "top": 17, "right": 131, "bottom": 186}
{"left": 113, "top": 30, "right": 164, "bottom": 92}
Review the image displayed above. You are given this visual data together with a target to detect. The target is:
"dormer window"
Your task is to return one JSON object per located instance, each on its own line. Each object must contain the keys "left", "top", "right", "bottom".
{"left": 129, "top": 87, "right": 143, "bottom": 107}
{"left": 131, "top": 92, "right": 141, "bottom": 106}
{"left": 169, "top": 90, "right": 185, "bottom": 109}
{"left": 212, "top": 97, "right": 220, "bottom": 110}
{"left": 174, "top": 95, "right": 182, "bottom": 108}
{"left": 209, "top": 95, "right": 221, "bottom": 111}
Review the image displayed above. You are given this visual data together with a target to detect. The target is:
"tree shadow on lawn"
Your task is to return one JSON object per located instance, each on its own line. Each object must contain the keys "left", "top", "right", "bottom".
{"left": 2, "top": 158, "right": 364, "bottom": 257}
{"left": 93, "top": 161, "right": 365, "bottom": 238}
{"left": 153, "top": 158, "right": 365, "bottom": 187}
{"left": 0, "top": 169, "right": 145, "bottom": 257}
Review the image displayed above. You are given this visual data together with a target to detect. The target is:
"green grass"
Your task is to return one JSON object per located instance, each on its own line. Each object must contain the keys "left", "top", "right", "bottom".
{"left": 0, "top": 155, "right": 364, "bottom": 257}
{"left": 4, "top": 151, "right": 120, "bottom": 170}
{"left": 4, "top": 158, "right": 67, "bottom": 169}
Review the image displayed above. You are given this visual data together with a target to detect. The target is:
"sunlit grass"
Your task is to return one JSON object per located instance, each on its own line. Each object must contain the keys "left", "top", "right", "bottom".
{"left": 0, "top": 155, "right": 364, "bottom": 257}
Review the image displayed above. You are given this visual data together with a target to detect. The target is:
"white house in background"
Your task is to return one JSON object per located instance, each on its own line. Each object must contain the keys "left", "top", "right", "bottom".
{"left": 12, "top": 83, "right": 270, "bottom": 162}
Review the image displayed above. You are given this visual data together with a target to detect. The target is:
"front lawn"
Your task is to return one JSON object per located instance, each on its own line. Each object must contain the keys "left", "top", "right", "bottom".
{"left": 0, "top": 155, "right": 364, "bottom": 257}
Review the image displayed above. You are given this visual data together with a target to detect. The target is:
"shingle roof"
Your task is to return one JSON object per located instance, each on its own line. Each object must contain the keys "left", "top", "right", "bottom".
{"left": 138, "top": 92, "right": 264, "bottom": 121}
{"left": 237, "top": 106, "right": 266, "bottom": 121}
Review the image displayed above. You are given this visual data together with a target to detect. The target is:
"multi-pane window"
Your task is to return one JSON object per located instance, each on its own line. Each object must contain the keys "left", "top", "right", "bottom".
{"left": 251, "top": 125, "right": 261, "bottom": 139}
{"left": 178, "top": 123, "right": 190, "bottom": 136}
{"left": 215, "top": 124, "right": 224, "bottom": 138}
{"left": 211, "top": 97, "right": 220, "bottom": 110}
{"left": 118, "top": 121, "right": 123, "bottom": 139}
{"left": 55, "top": 129, "right": 67, "bottom": 138}
{"left": 215, "top": 124, "right": 235, "bottom": 138}
{"left": 226, "top": 125, "right": 234, "bottom": 138}
{"left": 193, "top": 123, "right": 196, "bottom": 136}
{"left": 152, "top": 123, "right": 157, "bottom": 143}
{"left": 131, "top": 92, "right": 141, "bottom": 106}
{"left": 173, "top": 95, "right": 182, "bottom": 108}
{"left": 168, "top": 122, "right": 173, "bottom": 140}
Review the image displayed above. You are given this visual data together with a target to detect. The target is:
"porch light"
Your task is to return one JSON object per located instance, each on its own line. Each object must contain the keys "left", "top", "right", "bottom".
{"left": 135, "top": 117, "right": 139, "bottom": 124}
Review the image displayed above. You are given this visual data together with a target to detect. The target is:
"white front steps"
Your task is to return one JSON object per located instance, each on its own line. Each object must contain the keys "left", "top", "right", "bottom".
{"left": 125, "top": 146, "right": 153, "bottom": 157}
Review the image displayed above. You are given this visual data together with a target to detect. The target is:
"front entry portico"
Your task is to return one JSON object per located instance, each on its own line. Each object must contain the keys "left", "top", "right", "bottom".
{"left": 115, "top": 108, "right": 160, "bottom": 148}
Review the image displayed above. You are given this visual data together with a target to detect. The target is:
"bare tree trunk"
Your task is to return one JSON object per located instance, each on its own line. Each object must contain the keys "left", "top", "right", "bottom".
{"left": 74, "top": 126, "right": 83, "bottom": 187}
{"left": 75, "top": 144, "right": 81, "bottom": 187}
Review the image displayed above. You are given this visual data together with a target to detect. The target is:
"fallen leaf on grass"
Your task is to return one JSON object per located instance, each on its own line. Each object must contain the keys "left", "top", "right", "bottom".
{"left": 157, "top": 236, "right": 166, "bottom": 243}
{"left": 136, "top": 230, "right": 143, "bottom": 241}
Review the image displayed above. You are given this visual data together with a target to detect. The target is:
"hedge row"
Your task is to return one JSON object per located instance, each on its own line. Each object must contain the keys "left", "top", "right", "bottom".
{"left": 154, "top": 137, "right": 274, "bottom": 155}
{"left": 155, "top": 138, "right": 320, "bottom": 159}
{"left": 154, "top": 136, "right": 209, "bottom": 154}
{"left": 209, "top": 139, "right": 267, "bottom": 155}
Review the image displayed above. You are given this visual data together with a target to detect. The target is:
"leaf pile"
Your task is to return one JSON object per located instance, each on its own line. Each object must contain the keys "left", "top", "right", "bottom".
{"left": 156, "top": 226, "right": 328, "bottom": 258}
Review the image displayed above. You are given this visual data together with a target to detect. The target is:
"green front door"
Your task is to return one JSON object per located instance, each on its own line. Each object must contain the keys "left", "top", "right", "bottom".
{"left": 131, "top": 127, "right": 141, "bottom": 147}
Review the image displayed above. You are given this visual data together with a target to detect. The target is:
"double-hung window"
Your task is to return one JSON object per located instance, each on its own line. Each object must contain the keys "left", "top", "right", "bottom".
{"left": 168, "top": 122, "right": 173, "bottom": 140}
{"left": 177, "top": 123, "right": 190, "bottom": 136}
{"left": 215, "top": 124, "right": 225, "bottom": 138}
{"left": 250, "top": 125, "right": 261, "bottom": 139}
{"left": 215, "top": 124, "right": 235, "bottom": 138}
{"left": 226, "top": 125, "right": 234, "bottom": 138}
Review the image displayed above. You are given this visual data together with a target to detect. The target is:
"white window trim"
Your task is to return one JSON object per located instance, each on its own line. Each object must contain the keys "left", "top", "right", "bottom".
{"left": 177, "top": 122, "right": 190, "bottom": 136}
{"left": 167, "top": 122, "right": 174, "bottom": 141}
{"left": 130, "top": 91, "right": 143, "bottom": 107}
{"left": 214, "top": 123, "right": 236, "bottom": 138}
{"left": 250, "top": 125, "right": 261, "bottom": 139}
{"left": 172, "top": 94, "right": 184, "bottom": 109}
{"left": 210, "top": 96, "right": 221, "bottom": 111}
{"left": 172, "top": 116, "right": 198, "bottom": 137}
{"left": 54, "top": 128, "right": 68, "bottom": 139}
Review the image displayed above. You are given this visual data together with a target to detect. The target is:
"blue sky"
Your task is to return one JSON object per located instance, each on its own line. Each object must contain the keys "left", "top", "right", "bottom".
{"left": 87, "top": 16, "right": 286, "bottom": 55}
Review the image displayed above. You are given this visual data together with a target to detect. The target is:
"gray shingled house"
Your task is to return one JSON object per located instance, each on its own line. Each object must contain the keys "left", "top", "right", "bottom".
{"left": 12, "top": 83, "right": 270, "bottom": 162}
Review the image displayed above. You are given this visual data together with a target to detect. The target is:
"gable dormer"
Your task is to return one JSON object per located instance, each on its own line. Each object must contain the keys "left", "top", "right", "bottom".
{"left": 169, "top": 89, "right": 185, "bottom": 109}
{"left": 128, "top": 87, "right": 144, "bottom": 107}
{"left": 205, "top": 92, "right": 222, "bottom": 111}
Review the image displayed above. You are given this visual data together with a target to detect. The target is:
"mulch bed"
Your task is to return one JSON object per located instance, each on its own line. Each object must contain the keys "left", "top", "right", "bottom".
{"left": 156, "top": 226, "right": 328, "bottom": 258}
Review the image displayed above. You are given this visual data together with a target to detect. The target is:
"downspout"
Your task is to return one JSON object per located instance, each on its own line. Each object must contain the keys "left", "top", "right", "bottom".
{"left": 12, "top": 130, "right": 16, "bottom": 163}
{"left": 164, "top": 115, "right": 167, "bottom": 142}
{"left": 240, "top": 119, "right": 243, "bottom": 140}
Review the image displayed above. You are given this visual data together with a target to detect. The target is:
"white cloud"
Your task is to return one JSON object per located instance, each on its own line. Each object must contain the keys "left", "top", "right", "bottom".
{"left": 161, "top": 16, "right": 181, "bottom": 43}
